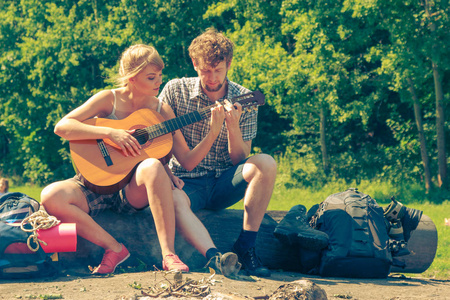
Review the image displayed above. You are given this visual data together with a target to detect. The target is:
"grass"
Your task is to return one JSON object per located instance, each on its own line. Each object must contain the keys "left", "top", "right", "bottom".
{"left": 9, "top": 185, "right": 43, "bottom": 201}
{"left": 9, "top": 181, "right": 449, "bottom": 280}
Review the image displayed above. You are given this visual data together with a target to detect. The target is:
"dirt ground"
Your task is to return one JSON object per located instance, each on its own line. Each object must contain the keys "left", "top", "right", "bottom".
{"left": 1, "top": 268, "right": 449, "bottom": 300}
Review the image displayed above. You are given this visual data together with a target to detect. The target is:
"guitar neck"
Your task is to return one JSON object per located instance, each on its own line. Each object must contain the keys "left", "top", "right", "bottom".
{"left": 144, "top": 106, "right": 211, "bottom": 140}
{"left": 139, "top": 91, "right": 264, "bottom": 141}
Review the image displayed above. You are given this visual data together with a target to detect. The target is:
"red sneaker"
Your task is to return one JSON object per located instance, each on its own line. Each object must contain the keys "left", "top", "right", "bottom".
{"left": 92, "top": 244, "right": 130, "bottom": 274}
{"left": 162, "top": 254, "right": 189, "bottom": 272}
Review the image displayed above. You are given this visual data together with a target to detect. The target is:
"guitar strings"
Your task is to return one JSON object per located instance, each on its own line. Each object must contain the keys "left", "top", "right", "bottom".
{"left": 130, "top": 108, "right": 211, "bottom": 142}
{"left": 113, "top": 95, "right": 259, "bottom": 144}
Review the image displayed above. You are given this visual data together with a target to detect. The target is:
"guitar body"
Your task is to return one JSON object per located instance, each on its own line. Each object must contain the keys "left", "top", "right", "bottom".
{"left": 70, "top": 108, "right": 173, "bottom": 194}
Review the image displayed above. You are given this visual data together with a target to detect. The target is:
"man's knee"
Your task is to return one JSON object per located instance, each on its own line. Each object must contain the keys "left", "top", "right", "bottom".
{"left": 246, "top": 154, "right": 277, "bottom": 177}
{"left": 172, "top": 189, "right": 191, "bottom": 212}
{"left": 260, "top": 153, "right": 277, "bottom": 173}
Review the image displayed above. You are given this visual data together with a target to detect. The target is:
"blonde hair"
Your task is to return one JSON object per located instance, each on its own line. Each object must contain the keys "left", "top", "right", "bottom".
{"left": 114, "top": 44, "right": 164, "bottom": 87}
{"left": 188, "top": 28, "right": 234, "bottom": 68}
{"left": 0, "top": 178, "right": 9, "bottom": 193}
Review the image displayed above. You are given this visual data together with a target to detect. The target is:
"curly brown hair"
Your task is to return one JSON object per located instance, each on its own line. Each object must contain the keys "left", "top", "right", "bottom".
{"left": 188, "top": 28, "right": 234, "bottom": 68}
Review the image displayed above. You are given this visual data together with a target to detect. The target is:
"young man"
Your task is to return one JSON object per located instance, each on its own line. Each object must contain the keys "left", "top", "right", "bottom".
{"left": 159, "top": 28, "right": 277, "bottom": 277}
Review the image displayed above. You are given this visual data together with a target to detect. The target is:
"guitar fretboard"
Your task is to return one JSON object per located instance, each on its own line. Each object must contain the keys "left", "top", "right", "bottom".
{"left": 133, "top": 109, "right": 210, "bottom": 144}
{"left": 132, "top": 91, "right": 264, "bottom": 145}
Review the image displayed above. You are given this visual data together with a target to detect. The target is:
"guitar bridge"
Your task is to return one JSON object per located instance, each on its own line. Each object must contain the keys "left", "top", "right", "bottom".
{"left": 97, "top": 139, "right": 113, "bottom": 167}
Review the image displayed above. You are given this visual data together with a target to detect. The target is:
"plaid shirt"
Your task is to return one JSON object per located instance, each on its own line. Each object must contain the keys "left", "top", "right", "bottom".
{"left": 159, "top": 77, "right": 258, "bottom": 178}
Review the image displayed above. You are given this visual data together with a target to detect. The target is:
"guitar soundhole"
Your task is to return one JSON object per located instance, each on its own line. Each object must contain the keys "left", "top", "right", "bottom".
{"left": 132, "top": 127, "right": 152, "bottom": 147}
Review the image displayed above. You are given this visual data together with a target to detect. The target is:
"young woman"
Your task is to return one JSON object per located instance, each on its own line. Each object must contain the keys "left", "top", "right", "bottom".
{"left": 41, "top": 44, "right": 224, "bottom": 274}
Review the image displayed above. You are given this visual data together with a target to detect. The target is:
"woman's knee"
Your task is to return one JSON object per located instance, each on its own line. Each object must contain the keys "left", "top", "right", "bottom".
{"left": 41, "top": 181, "right": 85, "bottom": 212}
{"left": 40, "top": 183, "right": 62, "bottom": 209}
{"left": 136, "top": 158, "right": 166, "bottom": 179}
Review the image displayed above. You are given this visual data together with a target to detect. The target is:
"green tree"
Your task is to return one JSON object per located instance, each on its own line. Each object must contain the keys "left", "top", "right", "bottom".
{"left": 423, "top": 0, "right": 449, "bottom": 189}
{"left": 204, "top": 0, "right": 294, "bottom": 154}
{"left": 370, "top": 0, "right": 450, "bottom": 190}
{"left": 0, "top": 0, "right": 222, "bottom": 184}
{"left": 1, "top": 0, "right": 448, "bottom": 194}
{"left": 0, "top": 0, "right": 124, "bottom": 184}
{"left": 278, "top": 0, "right": 396, "bottom": 181}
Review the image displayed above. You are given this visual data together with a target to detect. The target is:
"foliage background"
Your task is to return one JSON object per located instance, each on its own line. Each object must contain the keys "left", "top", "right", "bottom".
{"left": 2, "top": 0, "right": 449, "bottom": 280}
{"left": 0, "top": 0, "right": 449, "bottom": 201}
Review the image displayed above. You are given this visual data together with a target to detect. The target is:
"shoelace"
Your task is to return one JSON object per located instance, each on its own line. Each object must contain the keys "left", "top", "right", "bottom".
{"left": 204, "top": 253, "right": 222, "bottom": 272}
{"left": 246, "top": 248, "right": 262, "bottom": 268}
{"left": 99, "top": 250, "right": 115, "bottom": 268}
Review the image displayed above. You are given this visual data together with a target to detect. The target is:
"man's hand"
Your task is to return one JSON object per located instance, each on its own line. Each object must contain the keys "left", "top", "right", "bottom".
{"left": 223, "top": 99, "right": 251, "bottom": 164}
{"left": 223, "top": 100, "right": 242, "bottom": 133}
{"left": 170, "top": 174, "right": 185, "bottom": 190}
{"left": 209, "top": 102, "right": 225, "bottom": 136}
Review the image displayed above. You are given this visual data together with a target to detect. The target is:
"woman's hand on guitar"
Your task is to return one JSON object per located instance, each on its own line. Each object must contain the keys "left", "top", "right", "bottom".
{"left": 109, "top": 128, "right": 142, "bottom": 157}
{"left": 209, "top": 102, "right": 225, "bottom": 136}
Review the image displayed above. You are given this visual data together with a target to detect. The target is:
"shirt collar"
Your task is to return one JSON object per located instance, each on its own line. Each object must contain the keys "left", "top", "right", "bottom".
{"left": 189, "top": 78, "right": 204, "bottom": 101}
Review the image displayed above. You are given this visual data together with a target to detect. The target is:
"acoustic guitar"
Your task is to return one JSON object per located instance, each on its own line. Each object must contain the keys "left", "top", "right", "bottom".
{"left": 70, "top": 91, "right": 265, "bottom": 194}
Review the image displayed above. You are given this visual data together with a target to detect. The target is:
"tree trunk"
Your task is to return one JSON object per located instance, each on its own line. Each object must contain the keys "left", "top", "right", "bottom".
{"left": 407, "top": 77, "right": 432, "bottom": 193}
{"left": 425, "top": 0, "right": 448, "bottom": 189}
{"left": 58, "top": 209, "right": 436, "bottom": 275}
{"left": 433, "top": 62, "right": 447, "bottom": 188}
{"left": 319, "top": 106, "right": 330, "bottom": 175}
{"left": 59, "top": 209, "right": 300, "bottom": 273}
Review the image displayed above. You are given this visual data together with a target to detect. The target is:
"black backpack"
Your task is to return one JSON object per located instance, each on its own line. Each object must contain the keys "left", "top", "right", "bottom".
{"left": 0, "top": 192, "right": 58, "bottom": 279}
{"left": 310, "top": 188, "right": 393, "bottom": 278}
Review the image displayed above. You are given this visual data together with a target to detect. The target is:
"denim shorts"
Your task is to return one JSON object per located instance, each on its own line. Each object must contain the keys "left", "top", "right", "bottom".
{"left": 70, "top": 174, "right": 141, "bottom": 217}
{"left": 182, "top": 159, "right": 249, "bottom": 212}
